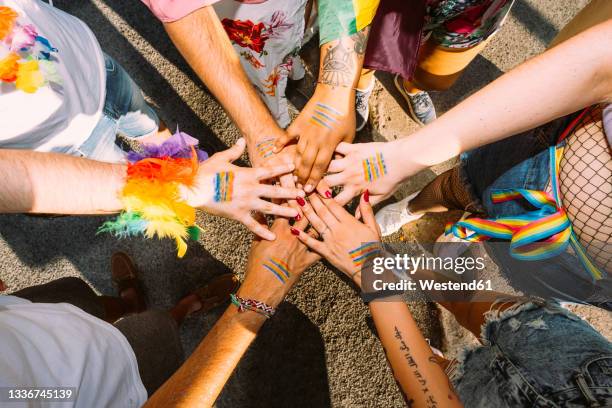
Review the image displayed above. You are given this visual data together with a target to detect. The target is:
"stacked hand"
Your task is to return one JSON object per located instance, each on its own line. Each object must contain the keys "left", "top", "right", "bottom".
{"left": 274, "top": 87, "right": 356, "bottom": 194}
{"left": 183, "top": 138, "right": 304, "bottom": 240}
{"left": 290, "top": 191, "right": 380, "bottom": 286}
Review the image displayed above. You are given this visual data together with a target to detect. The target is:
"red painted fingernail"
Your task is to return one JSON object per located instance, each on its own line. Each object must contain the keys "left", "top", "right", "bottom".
{"left": 295, "top": 214, "right": 302, "bottom": 221}
{"left": 290, "top": 227, "right": 300, "bottom": 236}
{"left": 364, "top": 190, "right": 370, "bottom": 203}
{"left": 296, "top": 197, "right": 306, "bottom": 206}
{"left": 325, "top": 190, "right": 332, "bottom": 199}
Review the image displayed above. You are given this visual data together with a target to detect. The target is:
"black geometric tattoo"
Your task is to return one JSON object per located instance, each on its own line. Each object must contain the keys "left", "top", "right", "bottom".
{"left": 319, "top": 40, "right": 355, "bottom": 88}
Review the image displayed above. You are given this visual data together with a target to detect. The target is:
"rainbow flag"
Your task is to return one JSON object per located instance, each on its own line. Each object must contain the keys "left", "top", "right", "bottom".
{"left": 319, "top": 0, "right": 381, "bottom": 44}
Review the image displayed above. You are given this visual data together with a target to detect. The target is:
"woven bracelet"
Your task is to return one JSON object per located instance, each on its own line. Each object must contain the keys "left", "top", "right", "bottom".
{"left": 230, "top": 294, "right": 276, "bottom": 319}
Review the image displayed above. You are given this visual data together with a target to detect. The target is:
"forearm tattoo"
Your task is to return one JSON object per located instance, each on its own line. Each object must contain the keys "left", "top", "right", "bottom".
{"left": 362, "top": 153, "right": 388, "bottom": 182}
{"left": 394, "top": 326, "right": 439, "bottom": 408}
{"left": 319, "top": 28, "right": 369, "bottom": 88}
{"left": 310, "top": 103, "right": 343, "bottom": 129}
{"left": 256, "top": 138, "right": 276, "bottom": 159}
{"left": 214, "top": 172, "right": 234, "bottom": 202}
{"left": 349, "top": 242, "right": 381, "bottom": 268}
{"left": 263, "top": 257, "right": 291, "bottom": 284}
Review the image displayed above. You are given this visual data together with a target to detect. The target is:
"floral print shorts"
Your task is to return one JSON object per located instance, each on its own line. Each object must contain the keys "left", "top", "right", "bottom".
{"left": 215, "top": 0, "right": 308, "bottom": 127}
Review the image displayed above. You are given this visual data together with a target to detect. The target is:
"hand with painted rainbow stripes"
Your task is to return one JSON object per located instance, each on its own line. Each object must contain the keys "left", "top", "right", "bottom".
{"left": 181, "top": 138, "right": 306, "bottom": 241}
{"left": 291, "top": 191, "right": 380, "bottom": 286}
{"left": 274, "top": 88, "right": 356, "bottom": 195}
{"left": 240, "top": 216, "right": 320, "bottom": 307}
{"left": 324, "top": 141, "right": 406, "bottom": 208}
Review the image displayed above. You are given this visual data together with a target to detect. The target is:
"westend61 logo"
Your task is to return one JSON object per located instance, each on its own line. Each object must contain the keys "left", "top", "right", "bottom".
{"left": 372, "top": 253, "right": 486, "bottom": 275}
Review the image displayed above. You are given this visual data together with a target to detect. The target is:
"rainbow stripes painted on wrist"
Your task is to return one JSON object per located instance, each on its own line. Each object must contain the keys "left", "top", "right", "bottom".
{"left": 349, "top": 242, "right": 382, "bottom": 268}
{"left": 263, "top": 257, "right": 291, "bottom": 284}
{"left": 362, "top": 153, "right": 387, "bottom": 182}
{"left": 255, "top": 138, "right": 276, "bottom": 159}
{"left": 99, "top": 131, "right": 208, "bottom": 258}
{"left": 310, "top": 103, "right": 342, "bottom": 130}
{"left": 214, "top": 172, "right": 234, "bottom": 202}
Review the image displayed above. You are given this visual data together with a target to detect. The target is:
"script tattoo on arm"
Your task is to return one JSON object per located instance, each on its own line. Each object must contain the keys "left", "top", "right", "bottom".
{"left": 393, "top": 326, "right": 439, "bottom": 408}
{"left": 319, "top": 27, "right": 370, "bottom": 88}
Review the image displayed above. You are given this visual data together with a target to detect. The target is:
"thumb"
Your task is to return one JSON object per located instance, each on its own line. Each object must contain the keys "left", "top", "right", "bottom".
{"left": 274, "top": 129, "right": 297, "bottom": 153}
{"left": 359, "top": 190, "right": 380, "bottom": 236}
{"left": 216, "top": 138, "right": 246, "bottom": 163}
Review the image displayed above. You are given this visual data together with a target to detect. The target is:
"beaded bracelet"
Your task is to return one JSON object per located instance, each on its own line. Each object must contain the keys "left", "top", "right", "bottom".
{"left": 98, "top": 130, "right": 208, "bottom": 258}
{"left": 230, "top": 294, "right": 276, "bottom": 319}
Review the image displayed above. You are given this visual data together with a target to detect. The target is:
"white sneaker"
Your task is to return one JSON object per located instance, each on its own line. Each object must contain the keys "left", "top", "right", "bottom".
{"left": 375, "top": 191, "right": 423, "bottom": 236}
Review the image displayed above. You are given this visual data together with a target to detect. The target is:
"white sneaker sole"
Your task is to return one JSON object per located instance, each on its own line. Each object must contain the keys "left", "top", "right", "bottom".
{"left": 393, "top": 74, "right": 425, "bottom": 127}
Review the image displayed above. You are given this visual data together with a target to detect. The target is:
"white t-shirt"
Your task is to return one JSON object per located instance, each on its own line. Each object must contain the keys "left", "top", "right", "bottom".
{"left": 0, "top": 0, "right": 105, "bottom": 154}
{"left": 0, "top": 296, "right": 147, "bottom": 408}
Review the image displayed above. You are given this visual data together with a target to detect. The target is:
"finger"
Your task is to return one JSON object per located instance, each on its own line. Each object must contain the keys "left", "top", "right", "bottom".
{"left": 315, "top": 179, "right": 333, "bottom": 200}
{"left": 215, "top": 138, "right": 246, "bottom": 163}
{"left": 242, "top": 214, "right": 275, "bottom": 240}
{"left": 305, "top": 149, "right": 333, "bottom": 193}
{"left": 257, "top": 184, "right": 305, "bottom": 200}
{"left": 323, "top": 172, "right": 346, "bottom": 188}
{"left": 255, "top": 163, "right": 296, "bottom": 181}
{"left": 359, "top": 190, "right": 379, "bottom": 235}
{"left": 327, "top": 157, "right": 348, "bottom": 174}
{"left": 354, "top": 206, "right": 362, "bottom": 220}
{"left": 334, "top": 187, "right": 359, "bottom": 206}
{"left": 296, "top": 143, "right": 317, "bottom": 186}
{"left": 292, "top": 227, "right": 328, "bottom": 256}
{"left": 274, "top": 128, "right": 297, "bottom": 153}
{"left": 321, "top": 191, "right": 354, "bottom": 222}
{"left": 335, "top": 141, "right": 354, "bottom": 156}
{"left": 298, "top": 196, "right": 329, "bottom": 236}
{"left": 253, "top": 199, "right": 298, "bottom": 218}
{"left": 309, "top": 193, "right": 340, "bottom": 226}
{"left": 293, "top": 212, "right": 310, "bottom": 230}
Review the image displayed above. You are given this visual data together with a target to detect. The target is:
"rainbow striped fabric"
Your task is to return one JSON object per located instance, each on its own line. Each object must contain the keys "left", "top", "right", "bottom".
{"left": 349, "top": 242, "right": 381, "bottom": 268}
{"left": 318, "top": 0, "right": 381, "bottom": 44}
{"left": 445, "top": 188, "right": 572, "bottom": 261}
{"left": 256, "top": 138, "right": 276, "bottom": 159}
{"left": 310, "top": 103, "right": 342, "bottom": 130}
{"left": 263, "top": 258, "right": 291, "bottom": 284}
{"left": 214, "top": 172, "right": 234, "bottom": 202}
{"left": 362, "top": 153, "right": 387, "bottom": 182}
{"left": 445, "top": 145, "right": 605, "bottom": 281}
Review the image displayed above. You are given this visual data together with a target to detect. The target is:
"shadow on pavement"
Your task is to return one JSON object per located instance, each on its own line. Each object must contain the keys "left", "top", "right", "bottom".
{"left": 218, "top": 302, "right": 331, "bottom": 408}
{"left": 512, "top": 0, "right": 559, "bottom": 46}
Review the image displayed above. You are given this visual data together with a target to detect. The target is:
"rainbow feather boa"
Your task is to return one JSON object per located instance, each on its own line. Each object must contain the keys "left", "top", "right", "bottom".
{"left": 99, "top": 131, "right": 208, "bottom": 257}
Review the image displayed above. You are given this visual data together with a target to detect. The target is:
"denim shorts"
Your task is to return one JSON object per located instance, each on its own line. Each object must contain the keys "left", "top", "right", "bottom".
{"left": 459, "top": 114, "right": 612, "bottom": 309}
{"left": 453, "top": 300, "right": 612, "bottom": 407}
{"left": 77, "top": 54, "right": 159, "bottom": 163}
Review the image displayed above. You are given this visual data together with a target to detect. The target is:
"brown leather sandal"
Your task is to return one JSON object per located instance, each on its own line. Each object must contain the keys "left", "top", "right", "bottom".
{"left": 189, "top": 273, "right": 240, "bottom": 314}
{"left": 111, "top": 252, "right": 147, "bottom": 313}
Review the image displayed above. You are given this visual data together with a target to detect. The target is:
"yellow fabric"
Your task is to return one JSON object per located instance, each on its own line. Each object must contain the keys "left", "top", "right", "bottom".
{"left": 353, "top": 0, "right": 380, "bottom": 32}
{"left": 418, "top": 38, "right": 490, "bottom": 77}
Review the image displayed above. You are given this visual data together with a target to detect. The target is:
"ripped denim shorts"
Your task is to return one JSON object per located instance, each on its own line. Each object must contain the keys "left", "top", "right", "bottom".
{"left": 451, "top": 299, "right": 612, "bottom": 407}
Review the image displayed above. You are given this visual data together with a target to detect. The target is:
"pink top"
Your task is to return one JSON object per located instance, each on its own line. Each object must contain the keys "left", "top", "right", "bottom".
{"left": 141, "top": 0, "right": 220, "bottom": 22}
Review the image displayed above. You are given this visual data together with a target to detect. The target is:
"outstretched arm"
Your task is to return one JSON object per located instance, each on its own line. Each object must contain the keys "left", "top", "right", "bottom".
{"left": 275, "top": 0, "right": 380, "bottom": 192}
{"left": 142, "top": 2, "right": 287, "bottom": 167}
{"left": 144, "top": 217, "right": 320, "bottom": 407}
{"left": 325, "top": 19, "right": 612, "bottom": 205}
{"left": 0, "top": 150, "right": 124, "bottom": 214}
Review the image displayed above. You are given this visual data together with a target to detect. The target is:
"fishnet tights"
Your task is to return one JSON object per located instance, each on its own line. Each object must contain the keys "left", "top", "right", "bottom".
{"left": 559, "top": 105, "right": 611, "bottom": 273}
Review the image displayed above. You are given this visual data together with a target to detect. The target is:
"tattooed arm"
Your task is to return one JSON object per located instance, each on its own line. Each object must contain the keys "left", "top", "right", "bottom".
{"left": 370, "top": 302, "right": 463, "bottom": 407}
{"left": 274, "top": 0, "right": 380, "bottom": 193}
